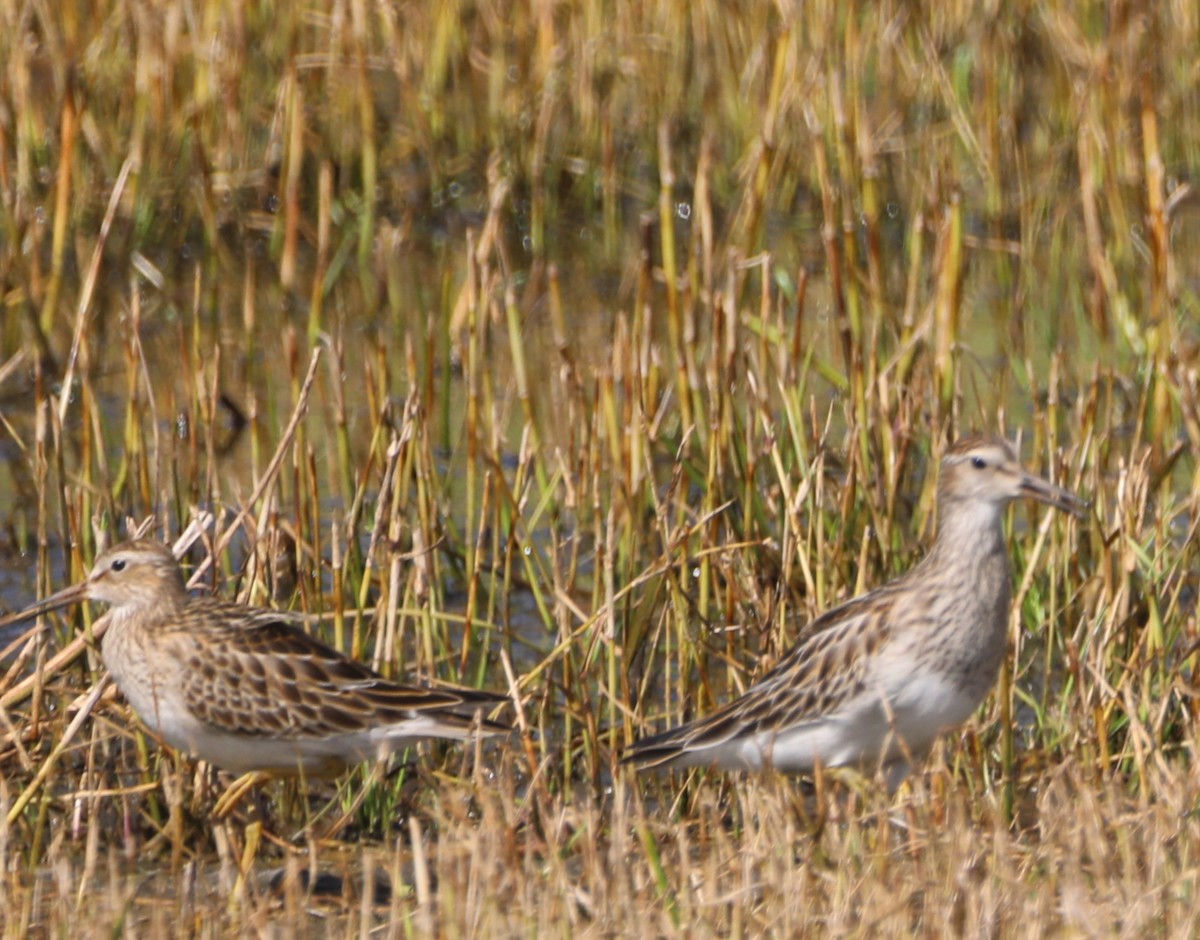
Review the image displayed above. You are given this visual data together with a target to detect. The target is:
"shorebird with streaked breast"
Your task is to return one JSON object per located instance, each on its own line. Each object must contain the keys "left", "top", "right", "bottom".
{"left": 623, "top": 435, "right": 1086, "bottom": 789}
{"left": 7, "top": 539, "right": 510, "bottom": 777}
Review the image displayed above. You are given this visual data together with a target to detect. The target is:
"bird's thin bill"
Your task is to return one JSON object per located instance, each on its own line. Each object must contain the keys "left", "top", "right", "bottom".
{"left": 0, "top": 580, "right": 90, "bottom": 630}
{"left": 1019, "top": 472, "right": 1088, "bottom": 517}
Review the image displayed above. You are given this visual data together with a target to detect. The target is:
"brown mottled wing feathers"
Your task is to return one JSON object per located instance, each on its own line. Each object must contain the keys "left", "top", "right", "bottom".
{"left": 635, "top": 590, "right": 894, "bottom": 754}
{"left": 175, "top": 599, "right": 506, "bottom": 740}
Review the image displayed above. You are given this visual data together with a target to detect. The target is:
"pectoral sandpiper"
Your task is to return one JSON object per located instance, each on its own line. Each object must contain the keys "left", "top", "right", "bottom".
{"left": 623, "top": 435, "right": 1086, "bottom": 788}
{"left": 10, "top": 539, "right": 509, "bottom": 775}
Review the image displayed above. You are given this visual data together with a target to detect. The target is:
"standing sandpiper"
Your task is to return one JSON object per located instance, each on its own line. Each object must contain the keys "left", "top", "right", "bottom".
{"left": 623, "top": 435, "right": 1086, "bottom": 788}
{"left": 9, "top": 540, "right": 509, "bottom": 775}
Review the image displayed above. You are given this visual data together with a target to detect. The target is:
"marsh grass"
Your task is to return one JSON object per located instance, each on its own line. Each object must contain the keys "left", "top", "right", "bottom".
{"left": 1, "top": 0, "right": 1199, "bottom": 934}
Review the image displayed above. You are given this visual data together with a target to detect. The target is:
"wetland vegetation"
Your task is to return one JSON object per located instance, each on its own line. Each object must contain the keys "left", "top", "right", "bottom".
{"left": 1, "top": 0, "right": 1199, "bottom": 934}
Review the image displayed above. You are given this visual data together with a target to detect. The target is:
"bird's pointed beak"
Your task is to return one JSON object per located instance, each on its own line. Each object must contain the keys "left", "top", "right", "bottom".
{"left": 1019, "top": 470, "right": 1089, "bottom": 518}
{"left": 0, "top": 579, "right": 91, "bottom": 631}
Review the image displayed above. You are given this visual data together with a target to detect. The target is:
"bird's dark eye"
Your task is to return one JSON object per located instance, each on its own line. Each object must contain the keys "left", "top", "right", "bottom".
{"left": 970, "top": 456, "right": 987, "bottom": 469}
{"left": 111, "top": 559, "right": 126, "bottom": 572}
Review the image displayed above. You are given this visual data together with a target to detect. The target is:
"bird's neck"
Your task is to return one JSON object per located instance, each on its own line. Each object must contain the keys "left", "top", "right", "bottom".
{"left": 103, "top": 592, "right": 186, "bottom": 627}
{"left": 925, "top": 498, "right": 1007, "bottom": 573}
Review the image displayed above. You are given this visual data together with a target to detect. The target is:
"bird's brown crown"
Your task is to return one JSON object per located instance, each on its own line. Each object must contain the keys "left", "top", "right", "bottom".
{"left": 86, "top": 540, "right": 189, "bottom": 609}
